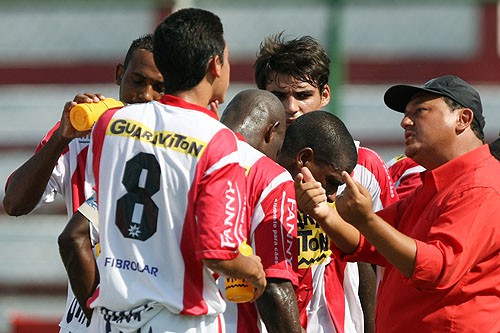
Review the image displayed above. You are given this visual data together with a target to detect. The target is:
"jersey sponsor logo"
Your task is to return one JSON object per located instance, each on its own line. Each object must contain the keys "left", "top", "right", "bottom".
{"left": 221, "top": 180, "right": 238, "bottom": 248}
{"left": 108, "top": 119, "right": 206, "bottom": 157}
{"left": 64, "top": 297, "right": 90, "bottom": 328}
{"left": 85, "top": 194, "right": 97, "bottom": 210}
{"left": 297, "top": 207, "right": 332, "bottom": 269}
{"left": 100, "top": 303, "right": 161, "bottom": 330}
{"left": 104, "top": 256, "right": 159, "bottom": 276}
{"left": 283, "top": 195, "right": 297, "bottom": 267}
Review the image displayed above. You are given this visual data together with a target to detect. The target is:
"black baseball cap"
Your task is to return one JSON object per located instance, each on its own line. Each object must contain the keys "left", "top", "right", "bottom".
{"left": 384, "top": 75, "right": 485, "bottom": 131}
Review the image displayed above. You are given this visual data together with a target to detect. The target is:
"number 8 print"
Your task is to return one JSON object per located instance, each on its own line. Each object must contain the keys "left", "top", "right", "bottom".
{"left": 115, "top": 152, "right": 160, "bottom": 241}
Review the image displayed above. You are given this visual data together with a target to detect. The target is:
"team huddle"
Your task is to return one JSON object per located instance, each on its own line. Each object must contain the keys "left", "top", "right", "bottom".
{"left": 3, "top": 7, "right": 500, "bottom": 333}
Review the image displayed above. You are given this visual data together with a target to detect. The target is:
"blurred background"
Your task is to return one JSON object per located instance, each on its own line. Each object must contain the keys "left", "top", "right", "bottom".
{"left": 1, "top": 0, "right": 500, "bottom": 332}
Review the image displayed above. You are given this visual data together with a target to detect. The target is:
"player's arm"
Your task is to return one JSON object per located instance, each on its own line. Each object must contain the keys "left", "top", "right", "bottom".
{"left": 3, "top": 93, "right": 103, "bottom": 216}
{"left": 357, "top": 262, "right": 376, "bottom": 333}
{"left": 58, "top": 210, "right": 99, "bottom": 320}
{"left": 295, "top": 167, "right": 360, "bottom": 253}
{"left": 256, "top": 278, "right": 304, "bottom": 333}
{"left": 203, "top": 254, "right": 267, "bottom": 301}
{"left": 336, "top": 171, "right": 417, "bottom": 278}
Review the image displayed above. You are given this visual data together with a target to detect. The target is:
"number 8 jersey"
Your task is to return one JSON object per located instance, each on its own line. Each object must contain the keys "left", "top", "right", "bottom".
{"left": 86, "top": 95, "right": 247, "bottom": 315}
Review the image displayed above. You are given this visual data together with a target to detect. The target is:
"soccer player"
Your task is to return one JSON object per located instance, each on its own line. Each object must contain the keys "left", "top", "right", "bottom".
{"left": 255, "top": 33, "right": 397, "bottom": 332}
{"left": 277, "top": 110, "right": 361, "bottom": 332}
{"left": 220, "top": 89, "right": 302, "bottom": 333}
{"left": 86, "top": 9, "right": 266, "bottom": 333}
{"left": 3, "top": 34, "right": 164, "bottom": 333}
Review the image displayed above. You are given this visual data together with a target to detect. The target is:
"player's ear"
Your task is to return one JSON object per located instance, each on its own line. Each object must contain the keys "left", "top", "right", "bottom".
{"left": 208, "top": 54, "right": 222, "bottom": 78}
{"left": 115, "top": 63, "right": 124, "bottom": 86}
{"left": 264, "top": 121, "right": 280, "bottom": 144}
{"left": 320, "top": 84, "right": 331, "bottom": 108}
{"left": 296, "top": 147, "right": 314, "bottom": 169}
{"left": 456, "top": 107, "right": 474, "bottom": 133}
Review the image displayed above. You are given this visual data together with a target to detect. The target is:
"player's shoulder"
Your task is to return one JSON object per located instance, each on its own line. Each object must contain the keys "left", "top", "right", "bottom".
{"left": 386, "top": 155, "right": 423, "bottom": 179}
{"left": 386, "top": 154, "right": 417, "bottom": 169}
{"left": 248, "top": 153, "right": 292, "bottom": 184}
{"left": 356, "top": 145, "right": 387, "bottom": 170}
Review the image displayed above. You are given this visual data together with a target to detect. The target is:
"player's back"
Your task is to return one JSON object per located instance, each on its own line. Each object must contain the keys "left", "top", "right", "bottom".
{"left": 88, "top": 96, "right": 246, "bottom": 316}
{"left": 222, "top": 138, "right": 297, "bottom": 333}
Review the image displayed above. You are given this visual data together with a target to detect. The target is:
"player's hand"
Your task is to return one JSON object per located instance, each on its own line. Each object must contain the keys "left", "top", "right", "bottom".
{"left": 335, "top": 171, "right": 374, "bottom": 228}
{"left": 245, "top": 254, "right": 267, "bottom": 302}
{"left": 294, "top": 167, "right": 330, "bottom": 221}
{"left": 209, "top": 99, "right": 220, "bottom": 116}
{"left": 59, "top": 93, "right": 106, "bottom": 141}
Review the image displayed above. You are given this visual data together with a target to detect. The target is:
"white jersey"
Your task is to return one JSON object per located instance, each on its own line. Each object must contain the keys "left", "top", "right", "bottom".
{"left": 32, "top": 124, "right": 94, "bottom": 216}
{"left": 86, "top": 95, "right": 247, "bottom": 331}
{"left": 298, "top": 142, "right": 398, "bottom": 333}
{"left": 19, "top": 124, "right": 95, "bottom": 333}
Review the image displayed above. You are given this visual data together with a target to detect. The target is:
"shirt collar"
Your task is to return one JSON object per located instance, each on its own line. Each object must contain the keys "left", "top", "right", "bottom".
{"left": 159, "top": 94, "right": 218, "bottom": 120}
{"left": 423, "top": 144, "right": 491, "bottom": 191}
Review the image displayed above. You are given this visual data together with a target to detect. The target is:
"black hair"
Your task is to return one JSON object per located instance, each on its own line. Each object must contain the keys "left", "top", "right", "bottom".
{"left": 254, "top": 32, "right": 330, "bottom": 93}
{"left": 153, "top": 8, "right": 225, "bottom": 94}
{"left": 123, "top": 34, "right": 154, "bottom": 70}
{"left": 280, "top": 111, "right": 357, "bottom": 173}
{"left": 443, "top": 97, "right": 484, "bottom": 141}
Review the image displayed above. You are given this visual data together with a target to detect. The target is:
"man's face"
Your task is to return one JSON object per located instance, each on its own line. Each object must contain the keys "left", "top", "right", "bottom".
{"left": 306, "top": 160, "right": 343, "bottom": 202}
{"left": 265, "top": 73, "right": 330, "bottom": 126}
{"left": 116, "top": 49, "right": 164, "bottom": 104}
{"left": 401, "top": 92, "right": 459, "bottom": 168}
{"left": 278, "top": 150, "right": 342, "bottom": 202}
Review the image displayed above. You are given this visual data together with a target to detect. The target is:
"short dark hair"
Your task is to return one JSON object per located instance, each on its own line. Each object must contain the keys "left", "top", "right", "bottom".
{"left": 123, "top": 34, "right": 154, "bottom": 70}
{"left": 254, "top": 33, "right": 330, "bottom": 93}
{"left": 443, "top": 97, "right": 484, "bottom": 141}
{"left": 280, "top": 111, "right": 357, "bottom": 173}
{"left": 153, "top": 8, "right": 225, "bottom": 94}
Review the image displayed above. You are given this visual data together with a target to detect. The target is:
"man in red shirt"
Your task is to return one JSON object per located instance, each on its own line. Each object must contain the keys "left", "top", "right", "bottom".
{"left": 296, "top": 75, "right": 500, "bottom": 332}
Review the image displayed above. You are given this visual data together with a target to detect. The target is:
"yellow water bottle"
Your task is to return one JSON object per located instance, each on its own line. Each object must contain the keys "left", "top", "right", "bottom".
{"left": 225, "top": 240, "right": 255, "bottom": 303}
{"left": 69, "top": 98, "right": 124, "bottom": 131}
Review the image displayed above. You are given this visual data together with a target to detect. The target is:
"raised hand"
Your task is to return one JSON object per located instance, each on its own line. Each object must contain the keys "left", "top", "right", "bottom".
{"left": 294, "top": 166, "right": 330, "bottom": 221}
{"left": 59, "top": 93, "right": 106, "bottom": 140}
{"left": 336, "top": 171, "right": 374, "bottom": 228}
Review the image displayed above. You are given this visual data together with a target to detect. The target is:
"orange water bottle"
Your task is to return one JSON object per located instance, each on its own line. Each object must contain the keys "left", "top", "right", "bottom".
{"left": 225, "top": 240, "right": 255, "bottom": 303}
{"left": 69, "top": 98, "right": 124, "bottom": 131}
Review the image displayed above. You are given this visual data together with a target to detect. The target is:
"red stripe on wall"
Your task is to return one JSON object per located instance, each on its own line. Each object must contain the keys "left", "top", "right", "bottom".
{"left": 0, "top": 4, "right": 497, "bottom": 86}
{"left": 0, "top": 62, "right": 117, "bottom": 85}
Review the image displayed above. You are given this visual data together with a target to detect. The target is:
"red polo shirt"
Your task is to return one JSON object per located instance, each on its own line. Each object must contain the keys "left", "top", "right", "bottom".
{"left": 341, "top": 144, "right": 500, "bottom": 332}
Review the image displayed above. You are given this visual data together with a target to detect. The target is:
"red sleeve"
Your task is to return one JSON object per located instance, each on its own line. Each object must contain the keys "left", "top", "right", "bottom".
{"left": 408, "top": 188, "right": 500, "bottom": 290}
{"left": 194, "top": 128, "right": 247, "bottom": 260}
{"left": 253, "top": 179, "right": 299, "bottom": 286}
{"left": 331, "top": 201, "right": 405, "bottom": 266}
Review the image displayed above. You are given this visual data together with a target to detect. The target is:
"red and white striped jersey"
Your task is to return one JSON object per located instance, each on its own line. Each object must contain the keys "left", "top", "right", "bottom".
{"left": 33, "top": 123, "right": 94, "bottom": 217}
{"left": 222, "top": 137, "right": 298, "bottom": 333}
{"left": 22, "top": 123, "right": 95, "bottom": 333}
{"left": 297, "top": 142, "right": 398, "bottom": 333}
{"left": 386, "top": 154, "right": 425, "bottom": 200}
{"left": 86, "top": 95, "right": 247, "bottom": 318}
